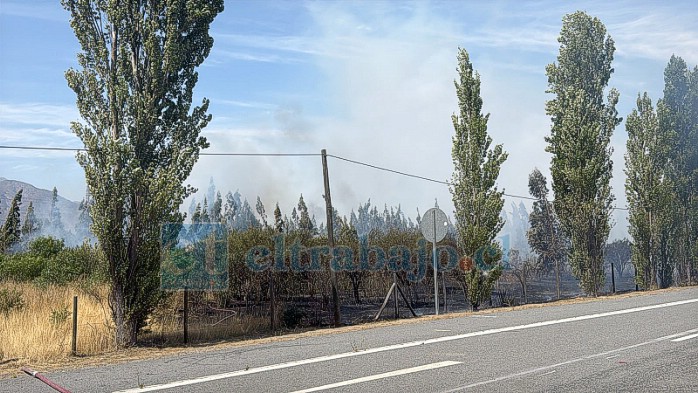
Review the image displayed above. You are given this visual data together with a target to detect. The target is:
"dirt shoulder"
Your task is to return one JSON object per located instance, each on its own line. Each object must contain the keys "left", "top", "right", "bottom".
{"left": 0, "top": 286, "right": 691, "bottom": 379}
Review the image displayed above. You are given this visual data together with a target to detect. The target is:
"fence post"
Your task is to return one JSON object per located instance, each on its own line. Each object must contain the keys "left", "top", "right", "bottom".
{"left": 71, "top": 296, "right": 78, "bottom": 356}
{"left": 611, "top": 262, "right": 616, "bottom": 293}
{"left": 183, "top": 287, "right": 189, "bottom": 345}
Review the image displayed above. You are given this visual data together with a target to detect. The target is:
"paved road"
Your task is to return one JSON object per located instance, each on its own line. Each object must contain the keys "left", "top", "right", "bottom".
{"left": 4, "top": 287, "right": 697, "bottom": 392}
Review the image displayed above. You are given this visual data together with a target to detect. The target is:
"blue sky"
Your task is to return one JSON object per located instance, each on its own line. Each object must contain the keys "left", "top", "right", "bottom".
{"left": 1, "top": 0, "right": 697, "bottom": 240}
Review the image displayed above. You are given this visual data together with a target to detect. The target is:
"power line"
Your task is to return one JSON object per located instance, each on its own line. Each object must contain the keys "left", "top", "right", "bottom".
{"left": 0, "top": 145, "right": 83, "bottom": 152}
{"left": 328, "top": 154, "right": 449, "bottom": 185}
{"left": 0, "top": 144, "right": 630, "bottom": 210}
{"left": 0, "top": 145, "right": 320, "bottom": 157}
{"left": 327, "top": 153, "right": 628, "bottom": 210}
{"left": 201, "top": 152, "right": 320, "bottom": 157}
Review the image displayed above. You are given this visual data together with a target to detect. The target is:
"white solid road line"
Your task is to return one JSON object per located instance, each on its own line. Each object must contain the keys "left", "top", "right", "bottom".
{"left": 671, "top": 332, "right": 698, "bottom": 342}
{"left": 112, "top": 297, "right": 698, "bottom": 393}
{"left": 442, "top": 328, "right": 698, "bottom": 392}
{"left": 288, "top": 361, "right": 462, "bottom": 393}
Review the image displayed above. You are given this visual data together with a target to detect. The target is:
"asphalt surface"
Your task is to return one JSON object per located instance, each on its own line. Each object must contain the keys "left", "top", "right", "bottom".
{"left": 3, "top": 287, "right": 697, "bottom": 392}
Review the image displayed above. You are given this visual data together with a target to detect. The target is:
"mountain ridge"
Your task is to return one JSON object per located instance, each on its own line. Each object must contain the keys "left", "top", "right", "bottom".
{"left": 0, "top": 177, "right": 81, "bottom": 232}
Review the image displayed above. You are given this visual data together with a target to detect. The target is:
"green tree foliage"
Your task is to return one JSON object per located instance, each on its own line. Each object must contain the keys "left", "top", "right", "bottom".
{"left": 48, "top": 187, "right": 64, "bottom": 236}
{"left": 660, "top": 56, "right": 698, "bottom": 285}
{"left": 449, "top": 47, "right": 507, "bottom": 309}
{"left": 544, "top": 11, "right": 621, "bottom": 296}
{"left": 76, "top": 196, "right": 93, "bottom": 241}
{"left": 297, "top": 194, "right": 314, "bottom": 241}
{"left": 256, "top": 196, "right": 267, "bottom": 229}
{"left": 625, "top": 93, "right": 677, "bottom": 288}
{"left": 274, "top": 203, "right": 283, "bottom": 233}
{"left": 2, "top": 189, "right": 23, "bottom": 252}
{"left": 526, "top": 169, "right": 568, "bottom": 298}
{"left": 21, "top": 201, "right": 40, "bottom": 240}
{"left": 201, "top": 198, "right": 211, "bottom": 223}
{"left": 211, "top": 191, "right": 223, "bottom": 223}
{"left": 463, "top": 250, "right": 502, "bottom": 311}
{"left": 62, "top": 0, "right": 224, "bottom": 347}
{"left": 0, "top": 236, "right": 106, "bottom": 284}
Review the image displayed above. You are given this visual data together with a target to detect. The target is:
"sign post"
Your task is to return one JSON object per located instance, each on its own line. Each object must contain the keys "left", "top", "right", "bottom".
{"left": 420, "top": 207, "right": 448, "bottom": 315}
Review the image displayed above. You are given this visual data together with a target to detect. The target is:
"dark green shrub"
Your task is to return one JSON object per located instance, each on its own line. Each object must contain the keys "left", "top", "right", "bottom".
{"left": 0, "top": 254, "right": 45, "bottom": 281}
{"left": 38, "top": 242, "right": 107, "bottom": 285}
{"left": 282, "top": 305, "right": 306, "bottom": 328}
{"left": 27, "top": 237, "right": 65, "bottom": 259}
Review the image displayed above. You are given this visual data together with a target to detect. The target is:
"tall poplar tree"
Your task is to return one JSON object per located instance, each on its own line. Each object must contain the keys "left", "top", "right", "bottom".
{"left": 660, "top": 56, "right": 698, "bottom": 285}
{"left": 526, "top": 168, "right": 567, "bottom": 299}
{"left": 449, "top": 47, "right": 507, "bottom": 309}
{"left": 63, "top": 0, "right": 224, "bottom": 346}
{"left": 545, "top": 11, "right": 621, "bottom": 296}
{"left": 625, "top": 93, "right": 677, "bottom": 288}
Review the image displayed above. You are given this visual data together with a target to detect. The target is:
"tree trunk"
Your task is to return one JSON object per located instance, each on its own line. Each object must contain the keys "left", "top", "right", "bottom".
{"left": 110, "top": 283, "right": 138, "bottom": 347}
{"left": 350, "top": 274, "right": 361, "bottom": 305}
{"left": 555, "top": 258, "right": 560, "bottom": 300}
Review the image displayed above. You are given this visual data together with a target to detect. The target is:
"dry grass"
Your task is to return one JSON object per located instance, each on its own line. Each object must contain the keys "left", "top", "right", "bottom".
{"left": 0, "top": 282, "right": 115, "bottom": 365}
{"left": 0, "top": 282, "right": 273, "bottom": 377}
{"left": 143, "top": 292, "right": 271, "bottom": 345}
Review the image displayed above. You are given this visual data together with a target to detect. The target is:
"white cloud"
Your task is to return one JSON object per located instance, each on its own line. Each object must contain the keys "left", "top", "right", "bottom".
{"left": 0, "top": 102, "right": 79, "bottom": 128}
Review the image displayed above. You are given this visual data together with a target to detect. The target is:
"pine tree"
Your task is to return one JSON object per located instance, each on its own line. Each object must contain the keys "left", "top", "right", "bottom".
{"left": 449, "top": 47, "right": 507, "bottom": 310}
{"left": 48, "top": 187, "right": 64, "bottom": 236}
{"left": 297, "top": 194, "right": 314, "bottom": 240}
{"left": 256, "top": 196, "right": 267, "bottom": 228}
{"left": 290, "top": 207, "right": 299, "bottom": 232}
{"left": 211, "top": 191, "right": 223, "bottom": 223}
{"left": 274, "top": 203, "right": 283, "bottom": 233}
{"left": 63, "top": 0, "right": 224, "bottom": 347}
{"left": 191, "top": 203, "right": 202, "bottom": 224}
{"left": 545, "top": 11, "right": 621, "bottom": 296}
{"left": 2, "top": 189, "right": 22, "bottom": 252}
{"left": 21, "top": 201, "right": 40, "bottom": 240}
{"left": 201, "top": 198, "right": 210, "bottom": 223}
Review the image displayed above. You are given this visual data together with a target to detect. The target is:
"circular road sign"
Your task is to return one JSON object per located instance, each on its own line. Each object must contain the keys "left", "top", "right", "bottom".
{"left": 421, "top": 207, "right": 448, "bottom": 243}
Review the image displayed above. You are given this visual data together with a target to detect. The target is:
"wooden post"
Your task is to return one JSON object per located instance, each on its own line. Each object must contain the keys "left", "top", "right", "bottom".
{"left": 183, "top": 288, "right": 189, "bottom": 344}
{"left": 269, "top": 271, "right": 277, "bottom": 330}
{"left": 441, "top": 271, "right": 448, "bottom": 313}
{"left": 374, "top": 283, "right": 396, "bottom": 320}
{"left": 71, "top": 296, "right": 78, "bottom": 356}
{"left": 611, "top": 262, "right": 616, "bottom": 293}
{"left": 393, "top": 273, "right": 399, "bottom": 319}
{"left": 395, "top": 283, "right": 418, "bottom": 317}
{"left": 555, "top": 259, "right": 560, "bottom": 300}
{"left": 321, "top": 149, "right": 341, "bottom": 327}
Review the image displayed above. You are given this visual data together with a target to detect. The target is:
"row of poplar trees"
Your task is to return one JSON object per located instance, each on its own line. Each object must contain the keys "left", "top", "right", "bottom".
{"left": 450, "top": 10, "right": 697, "bottom": 300}
{"left": 625, "top": 57, "right": 697, "bottom": 290}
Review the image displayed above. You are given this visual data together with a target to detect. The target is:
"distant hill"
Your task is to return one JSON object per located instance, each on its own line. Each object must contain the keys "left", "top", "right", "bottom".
{"left": 0, "top": 177, "right": 81, "bottom": 233}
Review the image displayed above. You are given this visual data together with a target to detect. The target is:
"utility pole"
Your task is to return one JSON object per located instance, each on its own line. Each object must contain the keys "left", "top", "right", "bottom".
{"left": 322, "top": 149, "right": 341, "bottom": 327}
